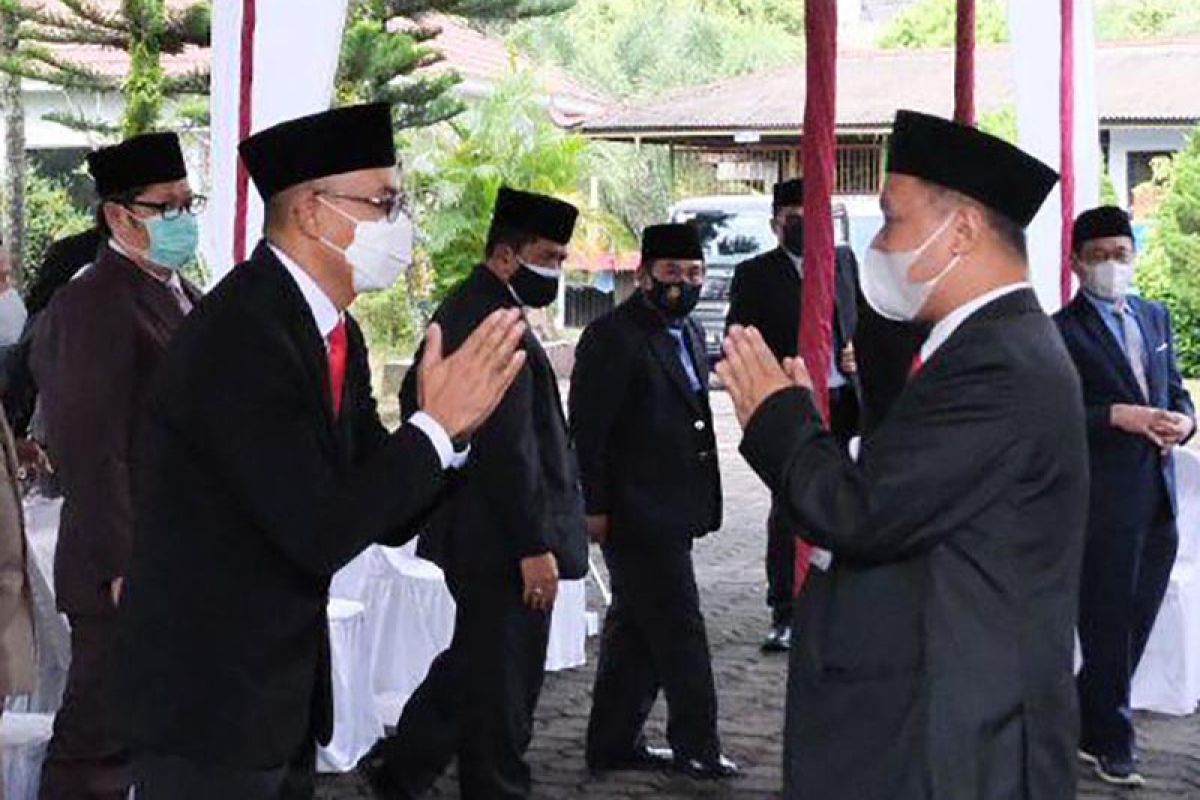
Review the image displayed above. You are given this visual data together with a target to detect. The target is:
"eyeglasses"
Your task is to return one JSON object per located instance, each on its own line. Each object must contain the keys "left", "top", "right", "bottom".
{"left": 125, "top": 195, "right": 208, "bottom": 220}
{"left": 318, "top": 191, "right": 410, "bottom": 223}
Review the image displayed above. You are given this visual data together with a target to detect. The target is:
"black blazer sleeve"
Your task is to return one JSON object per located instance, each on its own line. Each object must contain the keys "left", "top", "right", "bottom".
{"left": 740, "top": 350, "right": 1019, "bottom": 563}
{"left": 176, "top": 330, "right": 446, "bottom": 578}
{"left": 725, "top": 261, "right": 755, "bottom": 332}
{"left": 1160, "top": 304, "right": 1195, "bottom": 437}
{"left": 471, "top": 355, "right": 552, "bottom": 559}
{"left": 569, "top": 318, "right": 634, "bottom": 516}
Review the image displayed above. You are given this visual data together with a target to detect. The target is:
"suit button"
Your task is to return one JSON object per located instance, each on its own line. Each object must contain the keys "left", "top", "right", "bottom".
{"left": 694, "top": 420, "right": 706, "bottom": 431}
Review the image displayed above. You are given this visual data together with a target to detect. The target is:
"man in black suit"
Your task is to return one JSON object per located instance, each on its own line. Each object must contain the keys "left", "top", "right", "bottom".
{"left": 31, "top": 132, "right": 203, "bottom": 800}
{"left": 116, "top": 104, "right": 526, "bottom": 799}
{"left": 1055, "top": 206, "right": 1195, "bottom": 787}
{"left": 572, "top": 224, "right": 737, "bottom": 780}
{"left": 3, "top": 226, "right": 102, "bottom": 439}
{"left": 719, "top": 111, "right": 1087, "bottom": 800}
{"left": 725, "top": 178, "right": 861, "bottom": 652}
{"left": 366, "top": 186, "right": 588, "bottom": 799}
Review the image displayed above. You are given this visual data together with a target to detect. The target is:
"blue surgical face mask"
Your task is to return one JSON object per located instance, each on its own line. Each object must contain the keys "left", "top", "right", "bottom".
{"left": 142, "top": 214, "right": 199, "bottom": 271}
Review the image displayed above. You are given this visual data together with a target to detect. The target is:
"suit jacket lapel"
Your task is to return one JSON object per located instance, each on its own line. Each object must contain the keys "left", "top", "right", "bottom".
{"left": 254, "top": 243, "right": 340, "bottom": 432}
{"left": 1073, "top": 295, "right": 1146, "bottom": 402}
{"left": 649, "top": 325, "right": 704, "bottom": 414}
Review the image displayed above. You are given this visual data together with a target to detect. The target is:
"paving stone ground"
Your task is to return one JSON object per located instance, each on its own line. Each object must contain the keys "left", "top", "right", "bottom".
{"left": 319, "top": 390, "right": 1200, "bottom": 799}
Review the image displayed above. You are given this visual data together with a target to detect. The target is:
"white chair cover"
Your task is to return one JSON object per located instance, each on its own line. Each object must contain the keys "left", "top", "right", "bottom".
{"left": 1, "top": 712, "right": 52, "bottom": 800}
{"left": 1131, "top": 447, "right": 1200, "bottom": 714}
{"left": 317, "top": 599, "right": 382, "bottom": 773}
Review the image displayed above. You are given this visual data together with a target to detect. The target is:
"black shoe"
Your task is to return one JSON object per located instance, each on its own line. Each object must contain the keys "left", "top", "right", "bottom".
{"left": 588, "top": 744, "right": 674, "bottom": 774}
{"left": 761, "top": 625, "right": 791, "bottom": 653}
{"left": 1093, "top": 755, "right": 1145, "bottom": 787}
{"left": 674, "top": 754, "right": 740, "bottom": 780}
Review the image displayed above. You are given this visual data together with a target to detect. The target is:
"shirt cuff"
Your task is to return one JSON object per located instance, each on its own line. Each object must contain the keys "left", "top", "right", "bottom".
{"left": 407, "top": 412, "right": 470, "bottom": 470}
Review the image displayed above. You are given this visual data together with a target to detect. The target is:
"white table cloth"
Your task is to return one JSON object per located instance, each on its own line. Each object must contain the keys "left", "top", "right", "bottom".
{"left": 0, "top": 712, "right": 53, "bottom": 800}
{"left": 14, "top": 495, "right": 69, "bottom": 714}
{"left": 317, "top": 599, "right": 382, "bottom": 773}
{"left": 331, "top": 543, "right": 590, "bottom": 724}
{"left": 1132, "top": 447, "right": 1200, "bottom": 714}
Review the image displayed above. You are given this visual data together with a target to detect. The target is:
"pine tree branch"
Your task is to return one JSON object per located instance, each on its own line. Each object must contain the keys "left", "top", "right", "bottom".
{"left": 7, "top": 45, "right": 119, "bottom": 91}
{"left": 41, "top": 108, "right": 119, "bottom": 135}
{"left": 19, "top": 23, "right": 129, "bottom": 48}
{"left": 163, "top": 2, "right": 210, "bottom": 49}
{"left": 55, "top": 0, "right": 128, "bottom": 35}
{"left": 163, "top": 66, "right": 208, "bottom": 96}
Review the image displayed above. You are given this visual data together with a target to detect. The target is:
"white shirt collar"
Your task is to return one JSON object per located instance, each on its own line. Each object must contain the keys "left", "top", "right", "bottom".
{"left": 269, "top": 244, "right": 342, "bottom": 340}
{"left": 108, "top": 236, "right": 185, "bottom": 293}
{"left": 783, "top": 247, "right": 803, "bottom": 277}
{"left": 920, "top": 282, "right": 1032, "bottom": 362}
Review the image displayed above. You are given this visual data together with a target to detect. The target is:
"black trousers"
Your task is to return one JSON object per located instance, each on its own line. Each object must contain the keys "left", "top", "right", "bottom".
{"left": 40, "top": 613, "right": 130, "bottom": 800}
{"left": 133, "top": 744, "right": 315, "bottom": 800}
{"left": 766, "top": 386, "right": 859, "bottom": 626}
{"left": 586, "top": 540, "right": 720, "bottom": 766}
{"left": 1077, "top": 493, "right": 1178, "bottom": 761}
{"left": 376, "top": 568, "right": 551, "bottom": 799}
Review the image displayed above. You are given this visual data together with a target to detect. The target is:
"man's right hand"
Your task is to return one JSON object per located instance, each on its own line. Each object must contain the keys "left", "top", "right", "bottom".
{"left": 419, "top": 309, "right": 527, "bottom": 440}
{"left": 520, "top": 552, "right": 559, "bottom": 612}
{"left": 1111, "top": 404, "right": 1174, "bottom": 450}
{"left": 15, "top": 438, "right": 52, "bottom": 482}
{"left": 586, "top": 514, "right": 611, "bottom": 545}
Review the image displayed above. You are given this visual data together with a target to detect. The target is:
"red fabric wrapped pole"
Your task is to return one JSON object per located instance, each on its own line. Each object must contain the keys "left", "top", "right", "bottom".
{"left": 1060, "top": 0, "right": 1076, "bottom": 305}
{"left": 795, "top": 0, "right": 838, "bottom": 592}
{"left": 955, "top": 0, "right": 976, "bottom": 125}
{"left": 233, "top": 0, "right": 257, "bottom": 265}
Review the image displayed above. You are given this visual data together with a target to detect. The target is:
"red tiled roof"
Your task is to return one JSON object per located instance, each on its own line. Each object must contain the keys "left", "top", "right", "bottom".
{"left": 583, "top": 40, "right": 1200, "bottom": 137}
{"left": 414, "top": 14, "right": 607, "bottom": 108}
{"left": 26, "top": 7, "right": 604, "bottom": 113}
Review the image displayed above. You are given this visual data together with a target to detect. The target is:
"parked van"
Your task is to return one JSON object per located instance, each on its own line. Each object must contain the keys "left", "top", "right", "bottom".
{"left": 669, "top": 194, "right": 882, "bottom": 362}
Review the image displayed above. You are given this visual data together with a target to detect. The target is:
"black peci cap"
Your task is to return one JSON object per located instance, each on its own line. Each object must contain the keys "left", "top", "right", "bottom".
{"left": 488, "top": 186, "right": 579, "bottom": 246}
{"left": 87, "top": 132, "right": 187, "bottom": 198}
{"left": 641, "top": 223, "right": 703, "bottom": 263}
{"left": 239, "top": 103, "right": 396, "bottom": 201}
{"left": 887, "top": 110, "right": 1059, "bottom": 228}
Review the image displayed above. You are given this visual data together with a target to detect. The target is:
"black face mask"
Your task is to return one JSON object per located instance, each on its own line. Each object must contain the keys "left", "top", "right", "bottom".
{"left": 782, "top": 219, "right": 805, "bottom": 258}
{"left": 510, "top": 262, "right": 560, "bottom": 308}
{"left": 647, "top": 279, "right": 701, "bottom": 319}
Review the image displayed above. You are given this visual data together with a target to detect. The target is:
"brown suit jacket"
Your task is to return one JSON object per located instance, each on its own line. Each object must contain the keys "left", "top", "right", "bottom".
{"left": 0, "top": 413, "right": 34, "bottom": 695}
{"left": 30, "top": 244, "right": 199, "bottom": 615}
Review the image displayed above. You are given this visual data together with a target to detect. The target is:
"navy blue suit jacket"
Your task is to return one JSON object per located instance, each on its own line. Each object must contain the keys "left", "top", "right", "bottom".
{"left": 1054, "top": 293, "right": 1194, "bottom": 532}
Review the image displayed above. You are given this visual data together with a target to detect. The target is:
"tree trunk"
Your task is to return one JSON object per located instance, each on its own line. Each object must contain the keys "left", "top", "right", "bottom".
{"left": 1, "top": 3, "right": 26, "bottom": 287}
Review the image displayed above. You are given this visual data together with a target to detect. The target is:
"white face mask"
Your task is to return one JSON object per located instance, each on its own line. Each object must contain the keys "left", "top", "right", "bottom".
{"left": 1082, "top": 259, "right": 1135, "bottom": 301}
{"left": 861, "top": 214, "right": 962, "bottom": 322}
{"left": 319, "top": 197, "right": 414, "bottom": 293}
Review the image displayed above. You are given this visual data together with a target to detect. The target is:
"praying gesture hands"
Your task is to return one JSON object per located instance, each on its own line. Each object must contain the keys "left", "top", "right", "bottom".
{"left": 716, "top": 325, "right": 807, "bottom": 428}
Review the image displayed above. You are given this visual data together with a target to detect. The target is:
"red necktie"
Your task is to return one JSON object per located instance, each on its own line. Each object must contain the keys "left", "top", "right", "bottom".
{"left": 908, "top": 352, "right": 924, "bottom": 380}
{"left": 327, "top": 319, "right": 347, "bottom": 418}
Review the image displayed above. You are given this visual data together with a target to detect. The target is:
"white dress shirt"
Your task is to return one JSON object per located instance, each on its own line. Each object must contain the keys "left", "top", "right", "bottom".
{"left": 920, "top": 282, "right": 1033, "bottom": 363}
{"left": 269, "top": 245, "right": 466, "bottom": 470}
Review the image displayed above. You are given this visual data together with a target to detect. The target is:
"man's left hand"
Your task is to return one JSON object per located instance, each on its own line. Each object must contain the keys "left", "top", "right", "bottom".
{"left": 839, "top": 343, "right": 857, "bottom": 376}
{"left": 1150, "top": 411, "right": 1195, "bottom": 449}
{"left": 716, "top": 325, "right": 796, "bottom": 428}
